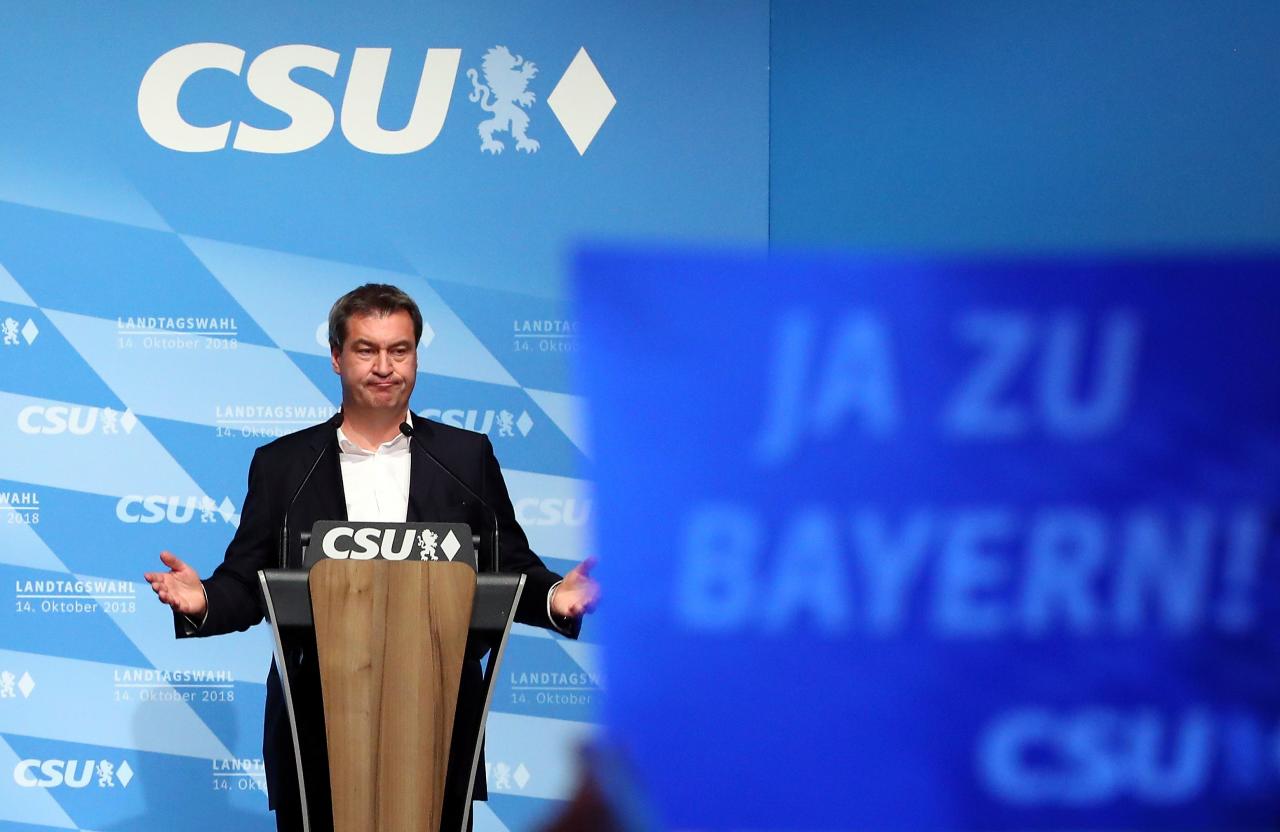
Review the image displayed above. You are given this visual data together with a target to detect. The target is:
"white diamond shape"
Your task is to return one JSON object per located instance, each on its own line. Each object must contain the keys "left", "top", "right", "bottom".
{"left": 513, "top": 763, "right": 530, "bottom": 789}
{"left": 420, "top": 321, "right": 435, "bottom": 350}
{"left": 21, "top": 319, "right": 37, "bottom": 345}
{"left": 17, "top": 672, "right": 34, "bottom": 698}
{"left": 440, "top": 530, "right": 460, "bottom": 561}
{"left": 117, "top": 761, "right": 133, "bottom": 788}
{"left": 218, "top": 497, "right": 236, "bottom": 523}
{"left": 120, "top": 409, "right": 138, "bottom": 434}
{"left": 548, "top": 47, "right": 615, "bottom": 155}
{"left": 516, "top": 410, "right": 533, "bottom": 437}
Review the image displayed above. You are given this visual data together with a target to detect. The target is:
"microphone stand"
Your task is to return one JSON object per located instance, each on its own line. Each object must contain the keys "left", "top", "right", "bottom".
{"left": 400, "top": 421, "right": 499, "bottom": 573}
{"left": 279, "top": 411, "right": 344, "bottom": 569}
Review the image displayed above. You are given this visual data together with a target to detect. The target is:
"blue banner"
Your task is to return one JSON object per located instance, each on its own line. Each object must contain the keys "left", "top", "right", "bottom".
{"left": 577, "top": 248, "right": 1280, "bottom": 830}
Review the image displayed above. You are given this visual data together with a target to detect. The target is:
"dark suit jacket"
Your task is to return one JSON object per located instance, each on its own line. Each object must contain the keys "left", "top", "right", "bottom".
{"left": 174, "top": 412, "right": 576, "bottom": 820}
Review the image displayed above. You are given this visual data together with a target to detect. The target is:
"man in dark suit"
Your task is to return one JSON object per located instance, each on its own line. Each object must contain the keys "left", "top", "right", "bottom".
{"left": 145, "top": 283, "right": 598, "bottom": 831}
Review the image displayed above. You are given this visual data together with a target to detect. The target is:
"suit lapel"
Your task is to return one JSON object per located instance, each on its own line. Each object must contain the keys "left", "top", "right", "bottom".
{"left": 407, "top": 413, "right": 449, "bottom": 523}
{"left": 283, "top": 424, "right": 347, "bottom": 569}
{"left": 304, "top": 427, "right": 348, "bottom": 524}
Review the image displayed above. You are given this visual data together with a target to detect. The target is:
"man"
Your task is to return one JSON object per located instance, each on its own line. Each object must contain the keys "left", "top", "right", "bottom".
{"left": 145, "top": 283, "right": 598, "bottom": 831}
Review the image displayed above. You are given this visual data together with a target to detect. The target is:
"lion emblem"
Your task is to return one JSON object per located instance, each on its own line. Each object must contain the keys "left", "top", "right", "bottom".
{"left": 418, "top": 528, "right": 439, "bottom": 561}
{"left": 466, "top": 46, "right": 540, "bottom": 154}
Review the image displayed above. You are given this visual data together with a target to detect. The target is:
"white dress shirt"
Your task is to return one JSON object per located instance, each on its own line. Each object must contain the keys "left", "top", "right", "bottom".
{"left": 337, "top": 424, "right": 411, "bottom": 522}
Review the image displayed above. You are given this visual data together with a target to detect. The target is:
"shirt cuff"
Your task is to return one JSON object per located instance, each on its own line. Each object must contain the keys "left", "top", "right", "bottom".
{"left": 546, "top": 580, "right": 573, "bottom": 635}
{"left": 180, "top": 583, "right": 210, "bottom": 635}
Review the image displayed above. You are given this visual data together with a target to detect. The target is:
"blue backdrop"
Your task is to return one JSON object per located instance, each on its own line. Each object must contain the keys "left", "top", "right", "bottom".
{"left": 770, "top": 0, "right": 1280, "bottom": 253}
{"left": 0, "top": 3, "right": 767, "bottom": 830}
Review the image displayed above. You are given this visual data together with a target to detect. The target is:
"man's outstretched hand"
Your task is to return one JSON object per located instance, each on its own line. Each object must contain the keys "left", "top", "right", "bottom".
{"left": 551, "top": 556, "right": 600, "bottom": 618}
{"left": 143, "top": 551, "right": 207, "bottom": 618}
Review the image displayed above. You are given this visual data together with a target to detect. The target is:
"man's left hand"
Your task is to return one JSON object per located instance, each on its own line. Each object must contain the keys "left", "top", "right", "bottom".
{"left": 551, "top": 556, "right": 599, "bottom": 618}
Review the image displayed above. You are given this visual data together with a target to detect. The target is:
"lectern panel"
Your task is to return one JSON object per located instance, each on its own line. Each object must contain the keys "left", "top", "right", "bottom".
{"left": 310, "top": 559, "right": 476, "bottom": 832}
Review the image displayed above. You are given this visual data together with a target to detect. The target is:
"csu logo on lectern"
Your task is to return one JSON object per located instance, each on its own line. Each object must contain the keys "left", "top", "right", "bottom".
{"left": 138, "top": 42, "right": 615, "bottom": 155}
{"left": 320, "top": 525, "right": 462, "bottom": 561}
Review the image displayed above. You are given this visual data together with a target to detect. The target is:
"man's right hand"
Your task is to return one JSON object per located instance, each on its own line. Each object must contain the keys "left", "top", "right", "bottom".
{"left": 143, "top": 551, "right": 207, "bottom": 618}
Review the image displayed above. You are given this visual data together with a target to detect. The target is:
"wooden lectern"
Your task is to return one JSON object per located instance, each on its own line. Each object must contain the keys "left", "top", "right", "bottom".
{"left": 258, "top": 521, "right": 524, "bottom": 832}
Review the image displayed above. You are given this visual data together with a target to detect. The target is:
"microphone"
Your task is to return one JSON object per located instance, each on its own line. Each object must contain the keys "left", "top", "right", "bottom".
{"left": 279, "top": 411, "right": 344, "bottom": 569}
{"left": 400, "top": 420, "right": 499, "bottom": 573}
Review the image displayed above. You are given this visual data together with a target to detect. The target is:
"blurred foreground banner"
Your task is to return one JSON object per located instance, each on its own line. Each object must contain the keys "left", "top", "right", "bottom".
{"left": 575, "top": 249, "right": 1280, "bottom": 830}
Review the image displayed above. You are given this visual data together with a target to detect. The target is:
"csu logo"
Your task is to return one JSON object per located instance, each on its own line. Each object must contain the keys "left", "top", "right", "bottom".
{"left": 2, "top": 316, "right": 38, "bottom": 346}
{"left": 515, "top": 497, "right": 591, "bottom": 527}
{"left": 17, "top": 405, "right": 137, "bottom": 435}
{"left": 138, "top": 43, "right": 614, "bottom": 156}
{"left": 116, "top": 495, "right": 238, "bottom": 525}
{"left": 467, "top": 45, "right": 540, "bottom": 154}
{"left": 421, "top": 408, "right": 533, "bottom": 438}
{"left": 321, "top": 526, "right": 462, "bottom": 561}
{"left": 0, "top": 669, "right": 35, "bottom": 699}
{"left": 14, "top": 759, "right": 134, "bottom": 788}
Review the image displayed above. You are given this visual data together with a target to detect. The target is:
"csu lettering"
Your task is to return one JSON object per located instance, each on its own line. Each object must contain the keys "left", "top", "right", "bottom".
{"left": 116, "top": 495, "right": 234, "bottom": 524}
{"left": 13, "top": 760, "right": 129, "bottom": 789}
{"left": 515, "top": 498, "right": 591, "bottom": 527}
{"left": 321, "top": 526, "right": 418, "bottom": 560}
{"left": 137, "top": 43, "right": 461, "bottom": 154}
{"left": 981, "top": 709, "right": 1213, "bottom": 805}
{"left": 17, "top": 405, "right": 134, "bottom": 435}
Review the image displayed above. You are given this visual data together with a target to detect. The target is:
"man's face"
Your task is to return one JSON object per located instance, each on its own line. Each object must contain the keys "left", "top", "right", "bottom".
{"left": 331, "top": 310, "right": 418, "bottom": 414}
